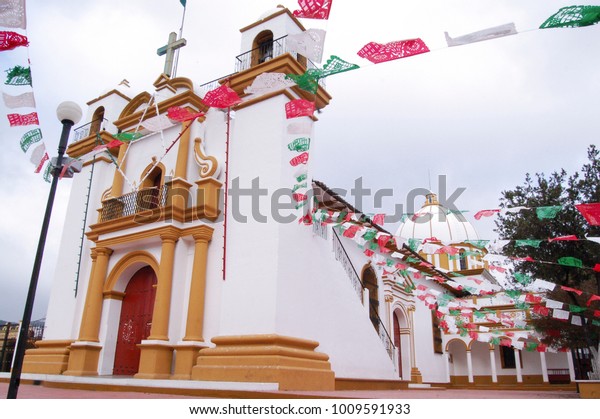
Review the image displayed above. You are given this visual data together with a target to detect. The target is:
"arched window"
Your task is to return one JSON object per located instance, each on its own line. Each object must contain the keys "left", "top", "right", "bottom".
{"left": 139, "top": 164, "right": 164, "bottom": 210}
{"left": 90, "top": 106, "right": 105, "bottom": 136}
{"left": 252, "top": 30, "right": 274, "bottom": 66}
{"left": 362, "top": 265, "right": 379, "bottom": 332}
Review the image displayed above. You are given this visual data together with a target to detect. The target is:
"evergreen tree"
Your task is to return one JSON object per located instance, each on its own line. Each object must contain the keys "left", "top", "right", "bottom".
{"left": 495, "top": 146, "right": 600, "bottom": 374}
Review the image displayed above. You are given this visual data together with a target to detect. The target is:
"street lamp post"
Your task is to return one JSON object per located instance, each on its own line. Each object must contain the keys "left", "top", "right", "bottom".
{"left": 6, "top": 101, "right": 82, "bottom": 399}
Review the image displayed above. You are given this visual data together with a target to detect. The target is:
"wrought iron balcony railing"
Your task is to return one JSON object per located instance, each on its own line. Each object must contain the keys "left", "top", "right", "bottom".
{"left": 199, "top": 35, "right": 327, "bottom": 96}
{"left": 99, "top": 186, "right": 168, "bottom": 222}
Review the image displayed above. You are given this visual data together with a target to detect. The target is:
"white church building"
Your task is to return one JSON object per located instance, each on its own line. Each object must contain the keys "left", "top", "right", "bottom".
{"left": 22, "top": 6, "right": 574, "bottom": 392}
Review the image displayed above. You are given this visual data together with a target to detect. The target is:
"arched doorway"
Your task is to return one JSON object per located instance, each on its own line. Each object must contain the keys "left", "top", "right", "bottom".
{"left": 362, "top": 265, "right": 379, "bottom": 332}
{"left": 252, "top": 30, "right": 274, "bottom": 66}
{"left": 393, "top": 307, "right": 411, "bottom": 379}
{"left": 113, "top": 266, "right": 157, "bottom": 376}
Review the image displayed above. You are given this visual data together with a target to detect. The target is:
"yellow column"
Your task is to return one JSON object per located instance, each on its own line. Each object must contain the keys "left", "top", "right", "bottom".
{"left": 110, "top": 143, "right": 129, "bottom": 197}
{"left": 183, "top": 227, "right": 214, "bottom": 341}
{"left": 148, "top": 232, "right": 179, "bottom": 340}
{"left": 407, "top": 306, "right": 423, "bottom": 383}
{"left": 79, "top": 247, "right": 113, "bottom": 342}
{"left": 64, "top": 247, "right": 112, "bottom": 376}
{"left": 175, "top": 120, "right": 192, "bottom": 179}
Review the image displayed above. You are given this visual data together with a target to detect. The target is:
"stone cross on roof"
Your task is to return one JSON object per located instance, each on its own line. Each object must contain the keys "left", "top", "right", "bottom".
{"left": 157, "top": 32, "right": 187, "bottom": 77}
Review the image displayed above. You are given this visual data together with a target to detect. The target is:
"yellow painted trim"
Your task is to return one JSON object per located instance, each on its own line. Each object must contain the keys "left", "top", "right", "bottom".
{"left": 104, "top": 250, "right": 160, "bottom": 294}
{"left": 22, "top": 340, "right": 75, "bottom": 375}
{"left": 82, "top": 155, "right": 112, "bottom": 167}
{"left": 115, "top": 90, "right": 208, "bottom": 131}
{"left": 87, "top": 89, "right": 131, "bottom": 106}
{"left": 445, "top": 338, "right": 468, "bottom": 352}
{"left": 78, "top": 247, "right": 113, "bottom": 342}
{"left": 191, "top": 334, "right": 335, "bottom": 391}
{"left": 66, "top": 130, "right": 119, "bottom": 159}
{"left": 227, "top": 53, "right": 331, "bottom": 110}
{"left": 147, "top": 232, "right": 179, "bottom": 340}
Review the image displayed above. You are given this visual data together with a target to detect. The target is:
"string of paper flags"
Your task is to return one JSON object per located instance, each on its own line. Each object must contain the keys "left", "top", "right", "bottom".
{"left": 0, "top": 0, "right": 53, "bottom": 181}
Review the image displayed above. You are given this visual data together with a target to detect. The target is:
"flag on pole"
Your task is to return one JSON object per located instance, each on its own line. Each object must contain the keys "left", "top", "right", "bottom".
{"left": 180, "top": 0, "right": 186, "bottom": 7}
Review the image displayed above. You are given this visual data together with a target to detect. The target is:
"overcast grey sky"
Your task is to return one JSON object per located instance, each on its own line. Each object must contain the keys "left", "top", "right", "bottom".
{"left": 1, "top": 0, "right": 599, "bottom": 322}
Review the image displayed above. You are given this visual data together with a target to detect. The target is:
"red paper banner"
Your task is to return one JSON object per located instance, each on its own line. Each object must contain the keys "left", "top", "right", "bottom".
{"left": 293, "top": 0, "right": 333, "bottom": 20}
{"left": 93, "top": 139, "right": 124, "bottom": 151}
{"left": 7, "top": 111, "right": 38, "bottom": 127}
{"left": 0, "top": 31, "right": 28, "bottom": 51}
{"left": 289, "top": 152, "right": 310, "bottom": 166}
{"left": 548, "top": 235, "right": 578, "bottom": 242}
{"left": 285, "top": 99, "right": 315, "bottom": 119}
{"left": 474, "top": 209, "right": 500, "bottom": 220}
{"left": 357, "top": 38, "right": 430, "bottom": 64}
{"left": 576, "top": 203, "right": 600, "bottom": 226}
{"left": 167, "top": 106, "right": 204, "bottom": 122}
{"left": 202, "top": 85, "right": 241, "bottom": 108}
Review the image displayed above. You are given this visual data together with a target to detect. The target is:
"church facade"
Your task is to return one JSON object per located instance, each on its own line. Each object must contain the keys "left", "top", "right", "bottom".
{"left": 22, "top": 7, "right": 573, "bottom": 391}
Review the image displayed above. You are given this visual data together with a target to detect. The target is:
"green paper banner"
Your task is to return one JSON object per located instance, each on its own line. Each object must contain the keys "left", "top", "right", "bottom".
{"left": 540, "top": 5, "right": 600, "bottom": 29}
{"left": 288, "top": 137, "right": 311, "bottom": 152}
{"left": 4, "top": 65, "right": 31, "bottom": 86}
{"left": 536, "top": 205, "right": 562, "bottom": 220}
{"left": 515, "top": 239, "right": 544, "bottom": 248}
{"left": 20, "top": 128, "right": 42, "bottom": 152}
{"left": 558, "top": 256, "right": 583, "bottom": 268}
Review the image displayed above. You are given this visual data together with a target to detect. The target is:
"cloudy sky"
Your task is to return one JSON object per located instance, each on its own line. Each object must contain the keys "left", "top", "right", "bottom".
{"left": 0, "top": 0, "right": 599, "bottom": 322}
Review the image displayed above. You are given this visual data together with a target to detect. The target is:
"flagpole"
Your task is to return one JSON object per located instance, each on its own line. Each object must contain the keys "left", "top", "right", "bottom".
{"left": 173, "top": 2, "right": 187, "bottom": 78}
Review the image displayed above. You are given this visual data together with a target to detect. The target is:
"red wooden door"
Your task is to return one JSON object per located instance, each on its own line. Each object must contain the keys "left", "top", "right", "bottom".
{"left": 393, "top": 313, "right": 402, "bottom": 378}
{"left": 113, "top": 266, "right": 157, "bottom": 376}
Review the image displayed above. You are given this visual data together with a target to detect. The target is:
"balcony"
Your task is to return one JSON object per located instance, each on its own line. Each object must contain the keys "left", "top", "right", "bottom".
{"left": 99, "top": 186, "right": 168, "bottom": 223}
{"left": 199, "top": 35, "right": 326, "bottom": 97}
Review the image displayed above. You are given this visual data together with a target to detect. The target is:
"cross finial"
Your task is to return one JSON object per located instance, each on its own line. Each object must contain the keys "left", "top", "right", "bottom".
{"left": 157, "top": 32, "right": 187, "bottom": 77}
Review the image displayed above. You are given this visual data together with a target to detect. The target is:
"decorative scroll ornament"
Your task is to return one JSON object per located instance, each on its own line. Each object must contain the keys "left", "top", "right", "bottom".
{"left": 540, "top": 5, "right": 600, "bottom": 29}
{"left": 19, "top": 128, "right": 42, "bottom": 152}
{"left": 194, "top": 137, "right": 220, "bottom": 179}
{"left": 7, "top": 111, "right": 38, "bottom": 126}
{"left": 285, "top": 99, "right": 315, "bottom": 119}
{"left": 244, "top": 73, "right": 296, "bottom": 97}
{"left": 202, "top": 84, "right": 241, "bottom": 109}
{"left": 2, "top": 91, "right": 35, "bottom": 109}
{"left": 0, "top": 30, "right": 28, "bottom": 51}
{"left": 0, "top": 0, "right": 27, "bottom": 29}
{"left": 286, "top": 29, "right": 326, "bottom": 63}
{"left": 445, "top": 22, "right": 518, "bottom": 47}
{"left": 293, "top": 0, "right": 333, "bottom": 20}
{"left": 4, "top": 65, "right": 31, "bottom": 85}
{"left": 358, "top": 38, "right": 430, "bottom": 64}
